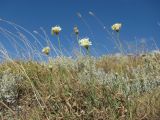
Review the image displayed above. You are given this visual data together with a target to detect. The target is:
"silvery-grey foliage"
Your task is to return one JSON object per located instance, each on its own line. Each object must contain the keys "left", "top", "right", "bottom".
{"left": 0, "top": 69, "right": 23, "bottom": 104}
{"left": 44, "top": 55, "right": 160, "bottom": 97}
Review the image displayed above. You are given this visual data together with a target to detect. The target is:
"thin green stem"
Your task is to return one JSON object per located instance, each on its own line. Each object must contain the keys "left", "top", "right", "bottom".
{"left": 76, "top": 35, "right": 82, "bottom": 54}
{"left": 57, "top": 35, "right": 62, "bottom": 56}
{"left": 86, "top": 47, "right": 90, "bottom": 56}
{"left": 117, "top": 32, "right": 124, "bottom": 54}
{"left": 86, "top": 47, "right": 92, "bottom": 82}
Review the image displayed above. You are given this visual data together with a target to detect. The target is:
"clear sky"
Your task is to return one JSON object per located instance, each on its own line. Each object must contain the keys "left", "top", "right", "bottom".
{"left": 0, "top": 0, "right": 160, "bottom": 56}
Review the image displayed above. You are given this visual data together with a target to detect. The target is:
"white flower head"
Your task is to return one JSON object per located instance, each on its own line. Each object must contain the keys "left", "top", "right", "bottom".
{"left": 42, "top": 46, "right": 50, "bottom": 55}
{"left": 51, "top": 26, "right": 62, "bottom": 35}
{"left": 111, "top": 23, "right": 122, "bottom": 32}
{"left": 79, "top": 38, "right": 92, "bottom": 49}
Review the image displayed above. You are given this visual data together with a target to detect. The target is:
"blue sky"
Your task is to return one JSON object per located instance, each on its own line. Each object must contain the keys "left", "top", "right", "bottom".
{"left": 0, "top": 0, "right": 160, "bottom": 56}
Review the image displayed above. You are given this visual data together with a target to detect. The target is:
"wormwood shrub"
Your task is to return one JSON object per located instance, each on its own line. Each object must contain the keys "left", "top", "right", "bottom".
{"left": 0, "top": 69, "right": 23, "bottom": 119}
{"left": 0, "top": 54, "right": 160, "bottom": 120}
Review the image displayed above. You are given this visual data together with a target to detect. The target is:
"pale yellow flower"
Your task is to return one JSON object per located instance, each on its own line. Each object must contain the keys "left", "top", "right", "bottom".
{"left": 73, "top": 26, "right": 79, "bottom": 35}
{"left": 111, "top": 23, "right": 122, "bottom": 32}
{"left": 79, "top": 38, "right": 92, "bottom": 49}
{"left": 48, "top": 64, "right": 53, "bottom": 70}
{"left": 51, "top": 26, "right": 62, "bottom": 35}
{"left": 42, "top": 46, "right": 50, "bottom": 55}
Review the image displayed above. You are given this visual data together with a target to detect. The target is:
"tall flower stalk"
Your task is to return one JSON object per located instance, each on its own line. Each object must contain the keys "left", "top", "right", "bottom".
{"left": 79, "top": 38, "right": 92, "bottom": 81}
{"left": 111, "top": 23, "right": 124, "bottom": 54}
{"left": 79, "top": 38, "right": 92, "bottom": 56}
{"left": 74, "top": 26, "right": 82, "bottom": 54}
{"left": 51, "top": 25, "right": 62, "bottom": 56}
